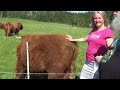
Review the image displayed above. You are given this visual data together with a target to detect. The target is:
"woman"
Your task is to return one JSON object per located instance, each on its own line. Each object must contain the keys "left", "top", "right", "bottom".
{"left": 65, "top": 11, "right": 114, "bottom": 79}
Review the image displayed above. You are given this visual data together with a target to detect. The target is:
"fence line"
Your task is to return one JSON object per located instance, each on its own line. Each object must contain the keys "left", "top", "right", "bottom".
{"left": 0, "top": 72, "right": 75, "bottom": 75}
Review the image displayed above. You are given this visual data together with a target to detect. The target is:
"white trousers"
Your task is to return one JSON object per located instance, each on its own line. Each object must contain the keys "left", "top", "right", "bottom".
{"left": 80, "top": 60, "right": 99, "bottom": 79}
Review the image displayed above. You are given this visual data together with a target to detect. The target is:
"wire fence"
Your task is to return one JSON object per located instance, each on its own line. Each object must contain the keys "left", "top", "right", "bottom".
{"left": 0, "top": 72, "right": 76, "bottom": 79}
{"left": 0, "top": 72, "right": 75, "bottom": 75}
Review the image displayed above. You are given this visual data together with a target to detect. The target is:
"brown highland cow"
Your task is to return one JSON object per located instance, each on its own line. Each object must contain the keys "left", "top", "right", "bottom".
{"left": 0, "top": 22, "right": 23, "bottom": 36}
{"left": 16, "top": 34, "right": 79, "bottom": 79}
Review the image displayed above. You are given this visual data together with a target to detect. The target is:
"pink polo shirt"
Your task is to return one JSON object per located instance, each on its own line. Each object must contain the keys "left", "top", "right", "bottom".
{"left": 86, "top": 27, "right": 114, "bottom": 61}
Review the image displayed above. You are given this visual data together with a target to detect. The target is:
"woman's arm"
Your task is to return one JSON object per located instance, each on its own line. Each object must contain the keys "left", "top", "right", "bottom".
{"left": 95, "top": 38, "right": 114, "bottom": 62}
{"left": 106, "top": 38, "right": 114, "bottom": 47}
{"left": 95, "top": 55, "right": 103, "bottom": 62}
{"left": 65, "top": 35, "right": 89, "bottom": 43}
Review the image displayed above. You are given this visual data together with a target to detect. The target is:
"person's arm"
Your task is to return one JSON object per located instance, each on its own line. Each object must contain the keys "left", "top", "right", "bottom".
{"left": 95, "top": 55, "right": 103, "bottom": 62}
{"left": 106, "top": 38, "right": 114, "bottom": 47}
{"left": 65, "top": 35, "right": 89, "bottom": 43}
{"left": 95, "top": 38, "right": 114, "bottom": 62}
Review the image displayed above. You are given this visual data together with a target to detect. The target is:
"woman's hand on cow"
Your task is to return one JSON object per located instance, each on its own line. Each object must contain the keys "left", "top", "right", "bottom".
{"left": 95, "top": 55, "right": 103, "bottom": 63}
{"left": 65, "top": 35, "right": 73, "bottom": 41}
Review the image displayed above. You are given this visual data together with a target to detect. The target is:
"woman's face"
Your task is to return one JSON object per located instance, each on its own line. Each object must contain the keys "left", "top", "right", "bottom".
{"left": 93, "top": 12, "right": 105, "bottom": 28}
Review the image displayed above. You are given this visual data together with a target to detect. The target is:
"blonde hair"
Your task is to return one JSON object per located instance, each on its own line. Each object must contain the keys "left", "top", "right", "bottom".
{"left": 92, "top": 11, "right": 109, "bottom": 29}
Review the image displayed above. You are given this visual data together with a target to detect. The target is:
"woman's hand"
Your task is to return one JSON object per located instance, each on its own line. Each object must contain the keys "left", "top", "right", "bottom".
{"left": 95, "top": 55, "right": 103, "bottom": 62}
{"left": 65, "top": 35, "right": 73, "bottom": 41}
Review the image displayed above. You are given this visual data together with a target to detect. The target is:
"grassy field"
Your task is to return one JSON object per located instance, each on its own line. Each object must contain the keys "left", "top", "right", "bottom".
{"left": 0, "top": 18, "right": 91, "bottom": 79}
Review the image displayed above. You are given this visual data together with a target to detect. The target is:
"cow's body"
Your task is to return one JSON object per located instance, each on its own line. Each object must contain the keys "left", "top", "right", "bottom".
{"left": 16, "top": 34, "right": 78, "bottom": 79}
{"left": 0, "top": 22, "right": 23, "bottom": 36}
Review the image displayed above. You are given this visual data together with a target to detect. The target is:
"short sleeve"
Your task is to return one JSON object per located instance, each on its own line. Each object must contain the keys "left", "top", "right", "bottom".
{"left": 105, "top": 29, "right": 114, "bottom": 39}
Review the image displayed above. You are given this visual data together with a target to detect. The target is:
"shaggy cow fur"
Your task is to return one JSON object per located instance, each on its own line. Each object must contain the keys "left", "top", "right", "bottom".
{"left": 16, "top": 34, "right": 79, "bottom": 79}
{"left": 0, "top": 22, "right": 23, "bottom": 36}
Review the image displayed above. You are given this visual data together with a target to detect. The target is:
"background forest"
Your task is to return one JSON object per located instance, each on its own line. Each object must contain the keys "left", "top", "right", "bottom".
{"left": 0, "top": 11, "right": 114, "bottom": 28}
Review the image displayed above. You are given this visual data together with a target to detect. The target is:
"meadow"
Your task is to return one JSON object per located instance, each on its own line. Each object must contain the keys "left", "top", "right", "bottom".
{"left": 0, "top": 18, "right": 91, "bottom": 79}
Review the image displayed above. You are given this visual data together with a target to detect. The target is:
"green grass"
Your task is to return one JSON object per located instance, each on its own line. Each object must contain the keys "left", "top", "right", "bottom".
{"left": 0, "top": 18, "right": 91, "bottom": 79}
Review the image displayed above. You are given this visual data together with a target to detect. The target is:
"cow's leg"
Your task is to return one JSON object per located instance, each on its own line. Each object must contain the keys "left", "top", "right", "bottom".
{"left": 69, "top": 60, "right": 76, "bottom": 79}
{"left": 16, "top": 61, "right": 26, "bottom": 79}
{"left": 5, "top": 29, "right": 8, "bottom": 36}
{"left": 7, "top": 29, "right": 11, "bottom": 36}
{"left": 14, "top": 29, "right": 19, "bottom": 35}
{"left": 16, "top": 46, "right": 26, "bottom": 79}
{"left": 63, "top": 72, "right": 70, "bottom": 79}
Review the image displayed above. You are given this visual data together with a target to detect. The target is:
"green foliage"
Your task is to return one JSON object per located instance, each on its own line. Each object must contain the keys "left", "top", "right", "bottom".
{"left": 0, "top": 11, "right": 94, "bottom": 28}
{"left": 0, "top": 18, "right": 91, "bottom": 79}
{"left": 0, "top": 11, "right": 114, "bottom": 29}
